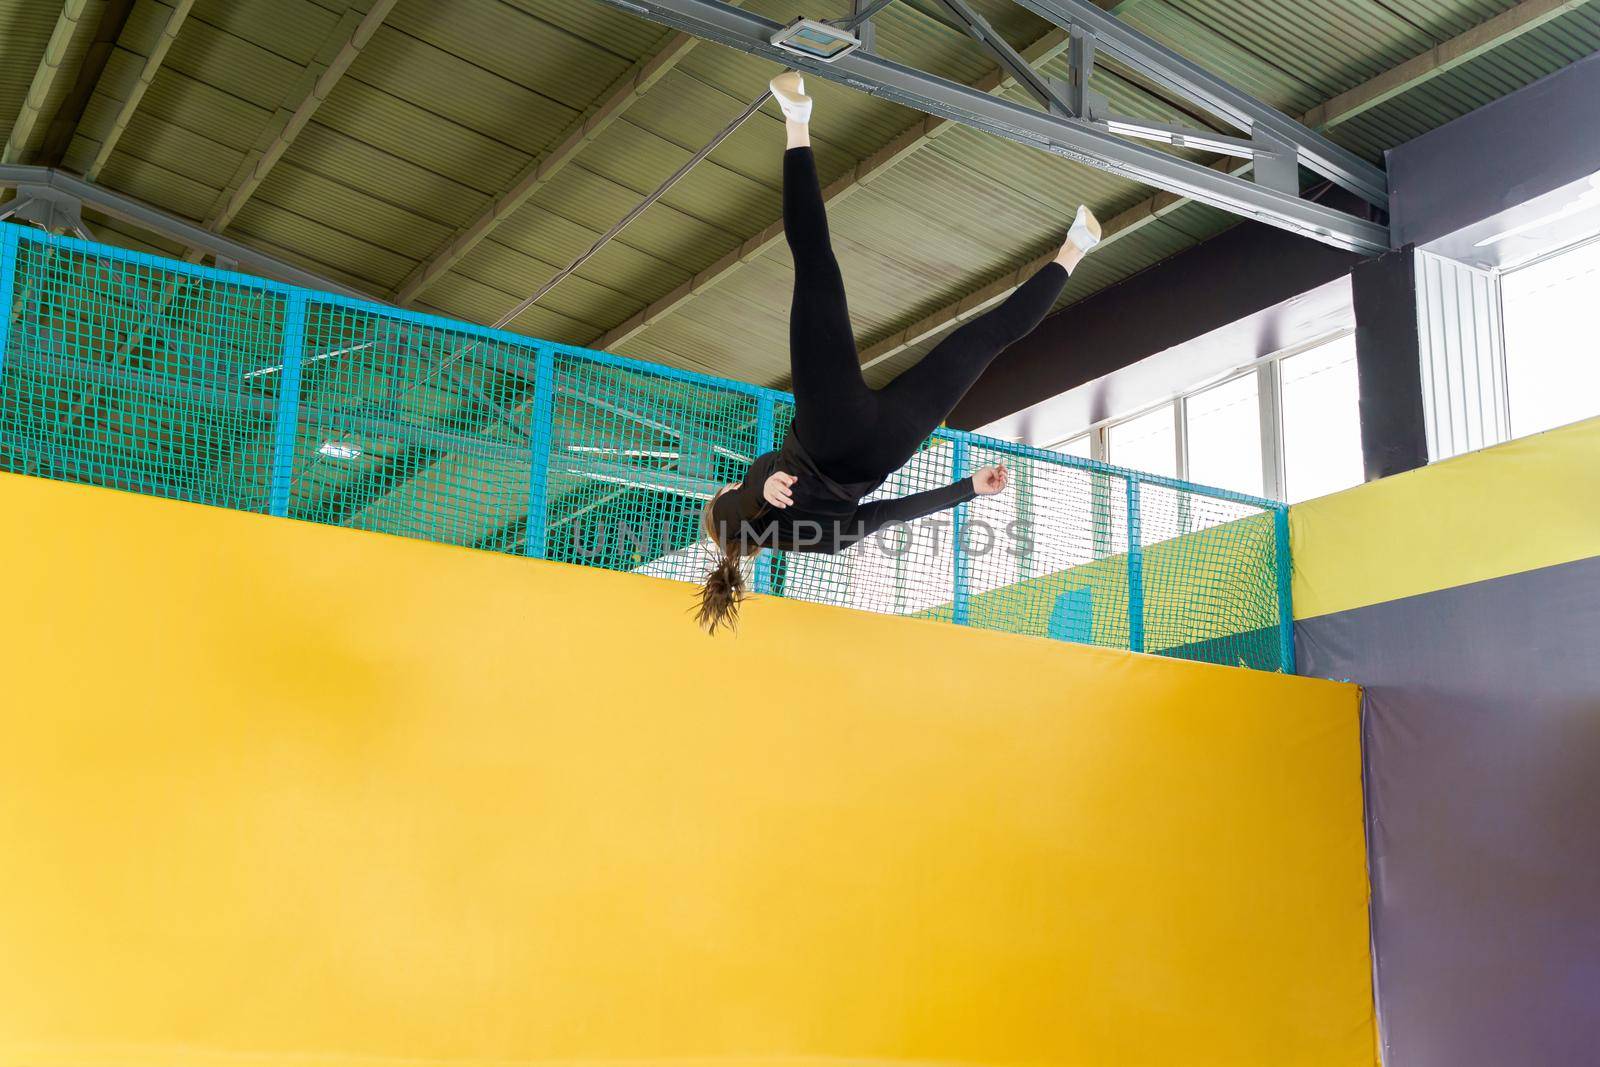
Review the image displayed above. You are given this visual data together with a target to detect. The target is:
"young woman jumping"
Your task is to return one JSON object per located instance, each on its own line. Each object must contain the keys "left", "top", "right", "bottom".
{"left": 696, "top": 72, "right": 1101, "bottom": 633}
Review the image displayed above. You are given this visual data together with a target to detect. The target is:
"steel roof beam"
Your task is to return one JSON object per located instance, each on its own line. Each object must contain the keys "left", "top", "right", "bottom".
{"left": 587, "top": 0, "right": 1389, "bottom": 253}
{"left": 1299, "top": 0, "right": 1592, "bottom": 130}
{"left": 33, "top": 0, "right": 139, "bottom": 167}
{"left": 82, "top": 0, "right": 196, "bottom": 182}
{"left": 0, "top": 164, "right": 373, "bottom": 297}
{"left": 589, "top": 26, "right": 1072, "bottom": 354}
{"left": 196, "top": 0, "right": 399, "bottom": 255}
{"left": 927, "top": 0, "right": 1070, "bottom": 112}
{"left": 1, "top": 0, "right": 91, "bottom": 165}
{"left": 1009, "top": 0, "right": 1388, "bottom": 205}
{"left": 852, "top": 0, "right": 1581, "bottom": 373}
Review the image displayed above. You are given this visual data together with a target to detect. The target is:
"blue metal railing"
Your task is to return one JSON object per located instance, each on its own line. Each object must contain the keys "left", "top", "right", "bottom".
{"left": 0, "top": 222, "right": 1293, "bottom": 670}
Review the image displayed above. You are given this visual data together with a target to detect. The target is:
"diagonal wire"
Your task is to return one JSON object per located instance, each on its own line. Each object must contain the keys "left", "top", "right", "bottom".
{"left": 491, "top": 86, "right": 774, "bottom": 330}
{"left": 304, "top": 83, "right": 780, "bottom": 453}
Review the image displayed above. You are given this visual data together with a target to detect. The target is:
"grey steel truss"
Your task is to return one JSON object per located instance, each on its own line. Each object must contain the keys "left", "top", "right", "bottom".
{"left": 1010, "top": 0, "right": 1387, "bottom": 204}
{"left": 591, "top": 0, "right": 1391, "bottom": 253}
{"left": 0, "top": 164, "right": 372, "bottom": 297}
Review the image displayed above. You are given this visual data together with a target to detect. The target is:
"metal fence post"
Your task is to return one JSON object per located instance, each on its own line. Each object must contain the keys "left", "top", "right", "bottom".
{"left": 525, "top": 344, "right": 557, "bottom": 559}
{"left": 268, "top": 290, "right": 307, "bottom": 518}
{"left": 751, "top": 393, "right": 775, "bottom": 594}
{"left": 951, "top": 437, "right": 971, "bottom": 625}
{"left": 1274, "top": 504, "right": 1295, "bottom": 673}
{"left": 0, "top": 225, "right": 19, "bottom": 395}
{"left": 1126, "top": 475, "right": 1145, "bottom": 653}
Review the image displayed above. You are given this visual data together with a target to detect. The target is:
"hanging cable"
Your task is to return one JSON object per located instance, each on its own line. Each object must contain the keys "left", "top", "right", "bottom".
{"left": 497, "top": 87, "right": 774, "bottom": 328}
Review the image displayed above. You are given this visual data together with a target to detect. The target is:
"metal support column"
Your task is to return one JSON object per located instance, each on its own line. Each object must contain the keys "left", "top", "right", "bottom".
{"left": 847, "top": 0, "right": 887, "bottom": 53}
{"left": 1064, "top": 24, "right": 1106, "bottom": 120}
{"left": 1274, "top": 505, "right": 1295, "bottom": 673}
{"left": 950, "top": 438, "right": 971, "bottom": 625}
{"left": 0, "top": 225, "right": 19, "bottom": 403}
{"left": 268, "top": 290, "right": 307, "bottom": 518}
{"left": 1257, "top": 358, "right": 1286, "bottom": 503}
{"left": 1126, "top": 475, "right": 1144, "bottom": 653}
{"left": 524, "top": 344, "right": 557, "bottom": 559}
{"left": 751, "top": 392, "right": 776, "bottom": 595}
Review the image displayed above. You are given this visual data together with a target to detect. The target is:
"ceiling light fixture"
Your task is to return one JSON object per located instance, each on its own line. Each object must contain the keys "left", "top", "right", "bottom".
{"left": 318, "top": 441, "right": 363, "bottom": 460}
{"left": 770, "top": 18, "right": 861, "bottom": 62}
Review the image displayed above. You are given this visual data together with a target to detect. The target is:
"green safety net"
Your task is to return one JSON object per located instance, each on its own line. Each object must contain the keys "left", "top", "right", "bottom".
{"left": 0, "top": 225, "right": 1291, "bottom": 671}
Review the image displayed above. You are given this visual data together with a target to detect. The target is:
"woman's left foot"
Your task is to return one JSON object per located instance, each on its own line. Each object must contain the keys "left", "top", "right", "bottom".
{"left": 1066, "top": 204, "right": 1101, "bottom": 254}
{"left": 1054, "top": 204, "right": 1101, "bottom": 273}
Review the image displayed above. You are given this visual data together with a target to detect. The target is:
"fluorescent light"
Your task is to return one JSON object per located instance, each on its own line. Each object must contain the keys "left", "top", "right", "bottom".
{"left": 1475, "top": 175, "right": 1600, "bottom": 248}
{"left": 1104, "top": 119, "right": 1255, "bottom": 158}
{"left": 566, "top": 445, "right": 681, "bottom": 459}
{"left": 244, "top": 340, "right": 378, "bottom": 380}
{"left": 317, "top": 441, "right": 362, "bottom": 460}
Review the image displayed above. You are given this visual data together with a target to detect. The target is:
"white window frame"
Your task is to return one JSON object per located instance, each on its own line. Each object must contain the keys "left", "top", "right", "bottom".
{"left": 1420, "top": 227, "right": 1600, "bottom": 459}
{"left": 1048, "top": 327, "right": 1354, "bottom": 502}
{"left": 1492, "top": 229, "right": 1600, "bottom": 442}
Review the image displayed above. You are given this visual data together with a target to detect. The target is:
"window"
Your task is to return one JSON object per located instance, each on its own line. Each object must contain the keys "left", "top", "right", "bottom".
{"left": 1057, "top": 331, "right": 1364, "bottom": 504}
{"left": 1501, "top": 235, "right": 1600, "bottom": 437}
{"left": 1108, "top": 405, "right": 1177, "bottom": 477}
{"left": 1184, "top": 373, "right": 1263, "bottom": 497}
{"left": 1280, "top": 335, "right": 1364, "bottom": 503}
{"left": 1054, "top": 433, "right": 1092, "bottom": 459}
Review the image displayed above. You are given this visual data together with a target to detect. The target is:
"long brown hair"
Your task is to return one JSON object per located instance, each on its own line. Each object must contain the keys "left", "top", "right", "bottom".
{"left": 696, "top": 491, "right": 754, "bottom": 635}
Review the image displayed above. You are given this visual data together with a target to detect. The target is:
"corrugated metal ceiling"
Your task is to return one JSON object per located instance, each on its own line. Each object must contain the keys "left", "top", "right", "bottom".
{"left": 2, "top": 0, "right": 1596, "bottom": 391}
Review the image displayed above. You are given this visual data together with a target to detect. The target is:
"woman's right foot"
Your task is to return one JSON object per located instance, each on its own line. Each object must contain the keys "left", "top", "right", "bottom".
{"left": 770, "top": 72, "right": 813, "bottom": 124}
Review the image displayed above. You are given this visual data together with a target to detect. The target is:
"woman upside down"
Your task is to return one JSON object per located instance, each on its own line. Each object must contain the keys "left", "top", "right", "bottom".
{"left": 698, "top": 72, "right": 1101, "bottom": 634}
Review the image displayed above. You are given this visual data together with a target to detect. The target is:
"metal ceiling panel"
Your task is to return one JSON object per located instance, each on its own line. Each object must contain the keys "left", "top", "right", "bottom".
{"left": 311, "top": 76, "right": 531, "bottom": 193}
{"left": 281, "top": 122, "right": 493, "bottom": 231}
{"left": 348, "top": 26, "right": 578, "bottom": 156}
{"left": 190, "top": 0, "right": 352, "bottom": 65}
{"left": 5, "top": 0, "right": 1594, "bottom": 396}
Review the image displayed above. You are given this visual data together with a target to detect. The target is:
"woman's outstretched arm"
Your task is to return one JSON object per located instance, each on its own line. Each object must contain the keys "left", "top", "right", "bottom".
{"left": 853, "top": 481, "right": 975, "bottom": 537}
{"left": 852, "top": 465, "right": 1007, "bottom": 539}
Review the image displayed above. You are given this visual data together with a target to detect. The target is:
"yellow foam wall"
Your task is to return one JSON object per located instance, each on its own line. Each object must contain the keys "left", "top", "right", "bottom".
{"left": 0, "top": 473, "right": 1374, "bottom": 1067}
{"left": 1292, "top": 415, "right": 1600, "bottom": 619}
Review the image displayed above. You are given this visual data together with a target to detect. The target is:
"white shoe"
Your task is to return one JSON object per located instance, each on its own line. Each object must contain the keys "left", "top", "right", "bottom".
{"left": 770, "top": 72, "right": 813, "bottom": 124}
{"left": 1067, "top": 204, "right": 1101, "bottom": 254}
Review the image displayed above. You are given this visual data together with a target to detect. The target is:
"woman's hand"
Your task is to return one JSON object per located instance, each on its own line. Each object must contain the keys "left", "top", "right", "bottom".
{"left": 763, "top": 470, "right": 797, "bottom": 508}
{"left": 972, "top": 463, "right": 1009, "bottom": 496}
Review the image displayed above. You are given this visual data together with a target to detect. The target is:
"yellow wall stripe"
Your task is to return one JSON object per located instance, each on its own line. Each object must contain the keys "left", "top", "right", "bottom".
{"left": 1292, "top": 415, "right": 1600, "bottom": 620}
{"left": 0, "top": 473, "right": 1373, "bottom": 1067}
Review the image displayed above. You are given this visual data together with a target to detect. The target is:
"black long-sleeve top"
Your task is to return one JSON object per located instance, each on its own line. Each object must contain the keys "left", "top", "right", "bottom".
{"left": 710, "top": 433, "right": 977, "bottom": 554}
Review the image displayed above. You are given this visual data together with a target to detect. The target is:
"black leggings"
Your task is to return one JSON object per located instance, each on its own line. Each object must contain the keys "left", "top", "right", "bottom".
{"left": 784, "top": 147, "right": 1068, "bottom": 484}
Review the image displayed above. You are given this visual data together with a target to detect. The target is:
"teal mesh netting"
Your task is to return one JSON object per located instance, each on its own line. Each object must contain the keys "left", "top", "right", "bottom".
{"left": 0, "top": 224, "right": 1292, "bottom": 670}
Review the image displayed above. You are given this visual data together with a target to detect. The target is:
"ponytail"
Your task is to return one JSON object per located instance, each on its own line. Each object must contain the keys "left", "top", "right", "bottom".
{"left": 696, "top": 547, "right": 747, "bottom": 635}
{"left": 697, "top": 491, "right": 755, "bottom": 635}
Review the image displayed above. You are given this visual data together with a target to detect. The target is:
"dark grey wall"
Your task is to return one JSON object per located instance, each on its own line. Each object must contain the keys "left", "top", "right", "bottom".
{"left": 1388, "top": 50, "right": 1600, "bottom": 248}
{"left": 1298, "top": 556, "right": 1600, "bottom": 1067}
{"left": 951, "top": 217, "right": 1362, "bottom": 430}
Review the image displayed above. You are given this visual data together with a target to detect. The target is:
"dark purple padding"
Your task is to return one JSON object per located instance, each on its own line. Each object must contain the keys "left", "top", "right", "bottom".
{"left": 1297, "top": 555, "right": 1600, "bottom": 1067}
